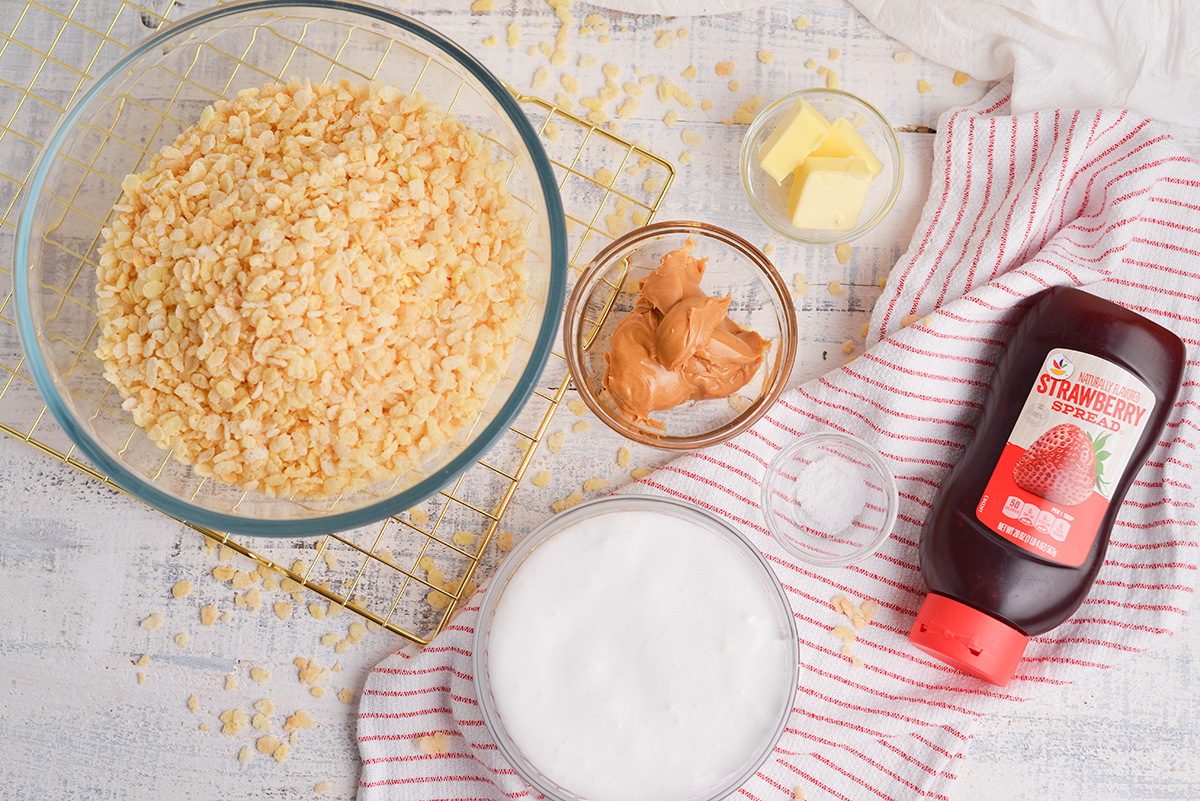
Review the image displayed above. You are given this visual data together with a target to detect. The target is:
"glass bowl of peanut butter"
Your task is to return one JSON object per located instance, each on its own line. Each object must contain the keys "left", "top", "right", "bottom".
{"left": 565, "top": 221, "right": 797, "bottom": 449}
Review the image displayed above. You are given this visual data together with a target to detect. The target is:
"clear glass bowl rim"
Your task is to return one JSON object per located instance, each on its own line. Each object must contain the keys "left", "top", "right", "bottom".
{"left": 12, "top": 0, "right": 568, "bottom": 537}
{"left": 472, "top": 494, "right": 800, "bottom": 801}
{"left": 761, "top": 431, "right": 900, "bottom": 567}
{"left": 563, "top": 219, "right": 797, "bottom": 450}
{"left": 738, "top": 87, "right": 904, "bottom": 246}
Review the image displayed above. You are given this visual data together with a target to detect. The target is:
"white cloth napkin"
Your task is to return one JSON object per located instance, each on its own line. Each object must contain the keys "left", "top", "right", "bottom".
{"left": 848, "top": 0, "right": 1200, "bottom": 127}
{"left": 356, "top": 81, "right": 1200, "bottom": 800}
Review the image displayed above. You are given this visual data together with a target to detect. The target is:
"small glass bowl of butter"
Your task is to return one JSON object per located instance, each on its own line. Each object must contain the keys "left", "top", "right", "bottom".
{"left": 564, "top": 221, "right": 797, "bottom": 450}
{"left": 740, "top": 88, "right": 903, "bottom": 245}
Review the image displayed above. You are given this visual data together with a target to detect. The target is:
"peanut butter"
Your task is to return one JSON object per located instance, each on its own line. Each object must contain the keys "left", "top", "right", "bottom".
{"left": 603, "top": 239, "right": 769, "bottom": 428}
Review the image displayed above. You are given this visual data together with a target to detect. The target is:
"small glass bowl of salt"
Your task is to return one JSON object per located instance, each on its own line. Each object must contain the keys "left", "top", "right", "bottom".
{"left": 760, "top": 432, "right": 899, "bottom": 567}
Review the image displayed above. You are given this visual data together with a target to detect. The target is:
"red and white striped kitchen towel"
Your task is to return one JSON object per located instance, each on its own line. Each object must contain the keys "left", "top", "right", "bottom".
{"left": 357, "top": 80, "right": 1200, "bottom": 800}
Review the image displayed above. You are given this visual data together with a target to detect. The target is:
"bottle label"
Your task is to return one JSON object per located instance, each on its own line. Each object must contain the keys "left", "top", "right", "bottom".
{"left": 975, "top": 348, "right": 1154, "bottom": 567}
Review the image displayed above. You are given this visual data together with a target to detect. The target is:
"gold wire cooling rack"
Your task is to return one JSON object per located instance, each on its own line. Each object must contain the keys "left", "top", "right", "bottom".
{"left": 0, "top": 0, "right": 674, "bottom": 645}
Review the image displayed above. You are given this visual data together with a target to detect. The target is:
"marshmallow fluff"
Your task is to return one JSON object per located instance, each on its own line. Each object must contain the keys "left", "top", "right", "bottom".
{"left": 485, "top": 509, "right": 794, "bottom": 801}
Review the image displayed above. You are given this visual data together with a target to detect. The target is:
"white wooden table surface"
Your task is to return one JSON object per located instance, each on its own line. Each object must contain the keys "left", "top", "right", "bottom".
{"left": 2, "top": 1, "right": 1198, "bottom": 799}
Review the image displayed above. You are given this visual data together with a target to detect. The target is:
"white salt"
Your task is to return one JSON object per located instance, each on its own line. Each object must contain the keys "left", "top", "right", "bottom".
{"left": 796, "top": 457, "right": 866, "bottom": 533}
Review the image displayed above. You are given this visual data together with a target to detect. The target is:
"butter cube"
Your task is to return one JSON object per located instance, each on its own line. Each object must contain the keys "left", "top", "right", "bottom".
{"left": 787, "top": 157, "right": 873, "bottom": 231}
{"left": 810, "top": 117, "right": 883, "bottom": 177}
{"left": 757, "top": 98, "right": 832, "bottom": 184}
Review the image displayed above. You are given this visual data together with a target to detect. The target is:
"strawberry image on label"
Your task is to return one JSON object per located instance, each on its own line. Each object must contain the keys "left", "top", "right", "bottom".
{"left": 1011, "top": 423, "right": 1096, "bottom": 506}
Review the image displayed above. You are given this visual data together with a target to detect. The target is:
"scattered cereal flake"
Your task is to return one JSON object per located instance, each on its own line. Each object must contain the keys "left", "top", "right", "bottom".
{"left": 551, "top": 492, "right": 584, "bottom": 513}
{"left": 294, "top": 657, "right": 309, "bottom": 669}
{"left": 663, "top": 109, "right": 679, "bottom": 126}
{"left": 894, "top": 51, "right": 913, "bottom": 65}
{"left": 679, "top": 152, "right": 693, "bottom": 165}
{"left": 320, "top": 632, "right": 340, "bottom": 647}
{"left": 220, "top": 709, "right": 249, "bottom": 736}
{"left": 640, "top": 74, "right": 657, "bottom": 86}
{"left": 953, "top": 71, "right": 970, "bottom": 86}
{"left": 427, "top": 590, "right": 452, "bottom": 610}
{"left": 732, "top": 95, "right": 763, "bottom": 124}
{"left": 299, "top": 659, "right": 322, "bottom": 687}
{"left": 681, "top": 65, "right": 697, "bottom": 79}
{"left": 496, "top": 530, "right": 514, "bottom": 552}
{"left": 314, "top": 684, "right": 330, "bottom": 695}
{"left": 225, "top": 674, "right": 238, "bottom": 691}
{"left": 579, "top": 54, "right": 598, "bottom": 67}
{"left": 701, "top": 98, "right": 713, "bottom": 110}
{"left": 255, "top": 699, "right": 275, "bottom": 716}
{"left": 338, "top": 688, "right": 355, "bottom": 704}
{"left": 188, "top": 695, "right": 200, "bottom": 713}
{"left": 631, "top": 468, "right": 652, "bottom": 479}
{"left": 410, "top": 507, "right": 430, "bottom": 527}
{"left": 547, "top": 431, "right": 567, "bottom": 453}
{"left": 715, "top": 61, "right": 735, "bottom": 76}
{"left": 428, "top": 568, "right": 446, "bottom": 588}
{"left": 793, "top": 273, "right": 809, "bottom": 296}
{"left": 483, "top": 35, "right": 497, "bottom": 47}
{"left": 757, "top": 50, "right": 775, "bottom": 65}
{"left": 842, "top": 339, "right": 856, "bottom": 355}
{"left": 315, "top": 782, "right": 332, "bottom": 794}
{"left": 878, "top": 275, "right": 888, "bottom": 289}
{"left": 560, "top": 74, "right": 580, "bottom": 94}
{"left": 273, "top": 603, "right": 293, "bottom": 622}
{"left": 470, "top": 0, "right": 494, "bottom": 10}
{"left": 605, "top": 214, "right": 628, "bottom": 236}
{"left": 617, "top": 447, "right": 631, "bottom": 468}
{"left": 831, "top": 625, "right": 857, "bottom": 644}
{"left": 252, "top": 713, "right": 272, "bottom": 732}
{"left": 245, "top": 587, "right": 263, "bottom": 613}
{"left": 531, "top": 67, "right": 550, "bottom": 91}
{"left": 805, "top": 58, "right": 817, "bottom": 70}
{"left": 862, "top": 322, "right": 871, "bottom": 338}
{"left": 175, "top": 632, "right": 189, "bottom": 648}
{"left": 918, "top": 79, "right": 933, "bottom": 94}
{"left": 417, "top": 735, "right": 442, "bottom": 756}
{"left": 836, "top": 243, "right": 852, "bottom": 263}
{"left": 137, "top": 672, "right": 148, "bottom": 685}
{"left": 861, "top": 599, "right": 879, "bottom": 622}
{"left": 507, "top": 23, "right": 520, "bottom": 47}
{"left": 567, "top": 399, "right": 588, "bottom": 416}
{"left": 817, "top": 66, "right": 828, "bottom": 77}
{"left": 901, "top": 314, "right": 919, "bottom": 328}
{"left": 794, "top": 16, "right": 809, "bottom": 30}
{"left": 587, "top": 110, "right": 608, "bottom": 124}
{"left": 728, "top": 394, "right": 754, "bottom": 413}
{"left": 220, "top": 612, "right": 232, "bottom": 623}
{"left": 671, "top": 84, "right": 697, "bottom": 108}
{"left": 136, "top": 654, "right": 150, "bottom": 667}
{"left": 602, "top": 63, "right": 621, "bottom": 81}
{"left": 617, "top": 97, "right": 641, "bottom": 119}
{"left": 232, "top": 570, "right": 251, "bottom": 590}
{"left": 532, "top": 470, "right": 551, "bottom": 488}
{"left": 594, "top": 166, "right": 616, "bottom": 186}
{"left": 828, "top": 280, "right": 845, "bottom": 296}
{"left": 309, "top": 603, "right": 326, "bottom": 620}
{"left": 280, "top": 577, "right": 302, "bottom": 595}
{"left": 573, "top": 420, "right": 591, "bottom": 434}
{"left": 238, "top": 746, "right": 253, "bottom": 764}
{"left": 550, "top": 49, "right": 568, "bottom": 66}
{"left": 219, "top": 545, "right": 235, "bottom": 562}
{"left": 171, "top": 579, "right": 193, "bottom": 599}
{"left": 452, "top": 530, "right": 475, "bottom": 548}
{"left": 255, "top": 734, "right": 280, "bottom": 756}
{"left": 623, "top": 82, "right": 644, "bottom": 96}
{"left": 826, "top": 70, "right": 840, "bottom": 90}
{"left": 213, "top": 565, "right": 235, "bottom": 582}
{"left": 582, "top": 477, "right": 608, "bottom": 492}
{"left": 284, "top": 710, "right": 316, "bottom": 732}
{"left": 348, "top": 622, "right": 367, "bottom": 643}
{"left": 417, "top": 556, "right": 436, "bottom": 573}
{"left": 655, "top": 30, "right": 677, "bottom": 48}
{"left": 681, "top": 129, "right": 703, "bottom": 147}
{"left": 251, "top": 667, "right": 271, "bottom": 684}
{"left": 678, "top": 28, "right": 689, "bottom": 38}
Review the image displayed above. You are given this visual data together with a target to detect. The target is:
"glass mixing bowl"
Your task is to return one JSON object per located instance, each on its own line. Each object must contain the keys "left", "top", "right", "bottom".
{"left": 473, "top": 495, "right": 799, "bottom": 801}
{"left": 13, "top": 0, "right": 567, "bottom": 536}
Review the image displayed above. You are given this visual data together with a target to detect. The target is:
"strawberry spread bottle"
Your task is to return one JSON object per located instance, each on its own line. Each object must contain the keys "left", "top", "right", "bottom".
{"left": 909, "top": 286, "right": 1185, "bottom": 686}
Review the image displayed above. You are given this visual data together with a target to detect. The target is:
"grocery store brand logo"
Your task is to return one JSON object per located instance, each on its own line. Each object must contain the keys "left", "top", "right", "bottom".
{"left": 1047, "top": 352, "right": 1074, "bottom": 379}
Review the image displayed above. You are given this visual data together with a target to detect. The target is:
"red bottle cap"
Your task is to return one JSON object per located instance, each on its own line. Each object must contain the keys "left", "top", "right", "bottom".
{"left": 908, "top": 593, "right": 1028, "bottom": 687}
